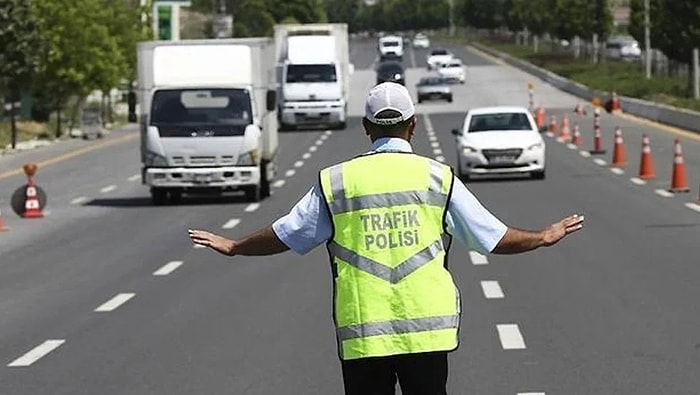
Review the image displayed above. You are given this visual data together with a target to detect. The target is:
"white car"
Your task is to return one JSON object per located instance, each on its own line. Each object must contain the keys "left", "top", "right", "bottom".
{"left": 437, "top": 59, "right": 465, "bottom": 84}
{"left": 378, "top": 35, "right": 404, "bottom": 61}
{"left": 426, "top": 48, "right": 454, "bottom": 70}
{"left": 412, "top": 33, "right": 430, "bottom": 48}
{"left": 451, "top": 106, "right": 546, "bottom": 180}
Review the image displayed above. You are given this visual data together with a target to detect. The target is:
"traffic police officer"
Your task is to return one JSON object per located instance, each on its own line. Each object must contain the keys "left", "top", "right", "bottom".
{"left": 189, "top": 82, "right": 584, "bottom": 395}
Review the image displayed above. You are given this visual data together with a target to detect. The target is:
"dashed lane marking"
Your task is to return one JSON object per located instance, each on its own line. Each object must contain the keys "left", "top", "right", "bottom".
{"left": 70, "top": 196, "right": 88, "bottom": 205}
{"left": 685, "top": 202, "right": 700, "bottom": 213}
{"left": 579, "top": 151, "right": 591, "bottom": 158}
{"left": 435, "top": 156, "right": 445, "bottom": 163}
{"left": 285, "top": 169, "right": 296, "bottom": 177}
{"left": 593, "top": 158, "right": 607, "bottom": 166}
{"left": 324, "top": 130, "right": 332, "bottom": 136}
{"left": 153, "top": 261, "right": 184, "bottom": 276}
{"left": 127, "top": 174, "right": 141, "bottom": 182}
{"left": 222, "top": 219, "right": 241, "bottom": 229}
{"left": 566, "top": 143, "right": 578, "bottom": 150}
{"left": 244, "top": 203, "right": 260, "bottom": 212}
{"left": 497, "top": 324, "right": 526, "bottom": 350}
{"left": 294, "top": 161, "right": 304, "bottom": 168}
{"left": 431, "top": 142, "right": 440, "bottom": 148}
{"left": 309, "top": 146, "right": 318, "bottom": 152}
{"left": 433, "top": 148, "right": 443, "bottom": 155}
{"left": 469, "top": 251, "right": 488, "bottom": 265}
{"left": 315, "top": 140, "right": 324, "bottom": 146}
{"left": 302, "top": 153, "right": 312, "bottom": 160}
{"left": 480, "top": 281, "right": 505, "bottom": 299}
{"left": 518, "top": 393, "right": 546, "bottom": 395}
{"left": 630, "top": 177, "right": 646, "bottom": 185}
{"left": 7, "top": 340, "right": 66, "bottom": 367}
{"left": 610, "top": 167, "right": 624, "bottom": 175}
{"left": 655, "top": 189, "right": 674, "bottom": 198}
{"left": 429, "top": 135, "right": 438, "bottom": 142}
{"left": 100, "top": 185, "right": 116, "bottom": 193}
{"left": 272, "top": 179, "right": 286, "bottom": 188}
{"left": 94, "top": 293, "right": 135, "bottom": 312}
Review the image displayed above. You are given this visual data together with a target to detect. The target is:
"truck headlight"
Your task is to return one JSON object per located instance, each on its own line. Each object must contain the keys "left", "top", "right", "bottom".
{"left": 145, "top": 151, "right": 168, "bottom": 167}
{"left": 237, "top": 149, "right": 260, "bottom": 166}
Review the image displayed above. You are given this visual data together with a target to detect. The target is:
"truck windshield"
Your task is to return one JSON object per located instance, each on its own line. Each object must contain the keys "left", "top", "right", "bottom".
{"left": 286, "top": 64, "right": 337, "bottom": 83}
{"left": 150, "top": 88, "right": 253, "bottom": 130}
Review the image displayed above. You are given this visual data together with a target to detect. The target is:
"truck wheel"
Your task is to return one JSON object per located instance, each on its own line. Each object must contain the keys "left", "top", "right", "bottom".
{"left": 151, "top": 188, "right": 168, "bottom": 205}
{"left": 244, "top": 185, "right": 261, "bottom": 202}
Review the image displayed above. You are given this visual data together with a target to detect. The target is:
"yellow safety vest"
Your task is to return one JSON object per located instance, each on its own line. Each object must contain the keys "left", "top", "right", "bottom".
{"left": 319, "top": 152, "right": 461, "bottom": 360}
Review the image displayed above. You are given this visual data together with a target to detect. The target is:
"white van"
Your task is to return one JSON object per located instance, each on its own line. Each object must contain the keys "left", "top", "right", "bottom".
{"left": 378, "top": 35, "right": 404, "bottom": 61}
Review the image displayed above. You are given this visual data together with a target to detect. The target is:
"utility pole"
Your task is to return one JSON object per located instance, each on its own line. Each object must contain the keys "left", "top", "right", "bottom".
{"left": 448, "top": 0, "right": 455, "bottom": 37}
{"left": 644, "top": 0, "right": 651, "bottom": 79}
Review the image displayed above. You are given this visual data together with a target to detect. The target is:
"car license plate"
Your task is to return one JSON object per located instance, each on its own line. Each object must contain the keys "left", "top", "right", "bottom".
{"left": 490, "top": 156, "right": 514, "bottom": 164}
{"left": 193, "top": 173, "right": 211, "bottom": 183}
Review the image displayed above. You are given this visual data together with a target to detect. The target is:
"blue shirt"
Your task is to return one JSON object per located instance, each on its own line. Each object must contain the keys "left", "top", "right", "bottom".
{"left": 272, "top": 137, "right": 508, "bottom": 255}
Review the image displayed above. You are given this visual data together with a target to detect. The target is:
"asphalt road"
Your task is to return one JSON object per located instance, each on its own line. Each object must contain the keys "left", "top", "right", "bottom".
{"left": 0, "top": 38, "right": 699, "bottom": 395}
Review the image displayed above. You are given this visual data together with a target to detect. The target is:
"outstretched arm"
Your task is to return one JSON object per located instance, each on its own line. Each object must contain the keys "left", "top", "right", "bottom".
{"left": 188, "top": 226, "right": 290, "bottom": 257}
{"left": 491, "top": 214, "right": 584, "bottom": 255}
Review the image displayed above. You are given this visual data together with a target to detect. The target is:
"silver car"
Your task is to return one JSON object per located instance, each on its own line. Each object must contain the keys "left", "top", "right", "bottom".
{"left": 416, "top": 76, "right": 452, "bottom": 103}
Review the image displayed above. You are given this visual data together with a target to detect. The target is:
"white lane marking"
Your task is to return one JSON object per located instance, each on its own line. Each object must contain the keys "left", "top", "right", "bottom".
{"left": 685, "top": 202, "right": 700, "bottom": 213}
{"left": 193, "top": 244, "right": 206, "bottom": 249}
{"left": 431, "top": 142, "right": 440, "bottom": 148}
{"left": 469, "top": 251, "right": 488, "bottom": 265}
{"left": 324, "top": 130, "right": 332, "bottom": 136}
{"left": 294, "top": 160, "right": 304, "bottom": 168}
{"left": 320, "top": 134, "right": 329, "bottom": 141}
{"left": 8, "top": 340, "right": 65, "bottom": 367}
{"left": 94, "top": 293, "right": 135, "bottom": 312}
{"left": 272, "top": 179, "right": 286, "bottom": 188}
{"left": 100, "top": 185, "right": 116, "bottom": 193}
{"left": 127, "top": 174, "right": 141, "bottom": 182}
{"left": 593, "top": 158, "right": 607, "bottom": 166}
{"left": 309, "top": 145, "right": 318, "bottom": 152}
{"left": 423, "top": 114, "right": 435, "bottom": 133}
{"left": 70, "top": 196, "right": 88, "bottom": 205}
{"left": 579, "top": 150, "right": 591, "bottom": 158}
{"left": 285, "top": 169, "right": 296, "bottom": 177}
{"left": 655, "top": 189, "right": 674, "bottom": 198}
{"left": 153, "top": 260, "right": 184, "bottom": 276}
{"left": 222, "top": 218, "right": 241, "bottom": 229}
{"left": 435, "top": 156, "right": 445, "bottom": 163}
{"left": 518, "top": 393, "right": 546, "bottom": 395}
{"left": 244, "top": 203, "right": 260, "bottom": 212}
{"left": 429, "top": 135, "right": 438, "bottom": 142}
{"left": 315, "top": 140, "right": 324, "bottom": 146}
{"left": 566, "top": 143, "right": 578, "bottom": 150}
{"left": 630, "top": 177, "right": 646, "bottom": 185}
{"left": 480, "top": 281, "right": 505, "bottom": 299}
{"left": 433, "top": 148, "right": 443, "bottom": 155}
{"left": 497, "top": 324, "right": 526, "bottom": 350}
{"left": 302, "top": 152, "right": 312, "bottom": 160}
{"left": 610, "top": 168, "right": 624, "bottom": 175}
{"left": 545, "top": 132, "right": 555, "bottom": 138}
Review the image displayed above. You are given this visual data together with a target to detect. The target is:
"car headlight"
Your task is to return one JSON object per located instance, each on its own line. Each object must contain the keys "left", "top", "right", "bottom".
{"left": 462, "top": 146, "right": 477, "bottom": 154}
{"left": 527, "top": 142, "right": 544, "bottom": 151}
{"left": 237, "top": 149, "right": 260, "bottom": 166}
{"left": 145, "top": 151, "right": 168, "bottom": 167}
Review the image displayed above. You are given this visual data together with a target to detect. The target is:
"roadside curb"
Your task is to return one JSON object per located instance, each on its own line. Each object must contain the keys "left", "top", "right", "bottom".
{"left": 469, "top": 42, "right": 700, "bottom": 137}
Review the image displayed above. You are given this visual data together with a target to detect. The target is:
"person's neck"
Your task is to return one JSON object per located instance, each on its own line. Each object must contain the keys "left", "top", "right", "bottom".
{"left": 370, "top": 135, "right": 409, "bottom": 143}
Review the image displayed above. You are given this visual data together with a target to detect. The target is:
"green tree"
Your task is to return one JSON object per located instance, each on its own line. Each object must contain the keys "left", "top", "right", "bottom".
{"left": 462, "top": 0, "right": 505, "bottom": 30}
{"left": 0, "top": 0, "right": 40, "bottom": 148}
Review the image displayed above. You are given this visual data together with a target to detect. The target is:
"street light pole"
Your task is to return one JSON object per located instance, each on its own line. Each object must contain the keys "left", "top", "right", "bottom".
{"left": 644, "top": 0, "right": 651, "bottom": 79}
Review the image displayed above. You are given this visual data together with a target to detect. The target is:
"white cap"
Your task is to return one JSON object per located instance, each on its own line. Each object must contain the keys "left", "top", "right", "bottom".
{"left": 365, "top": 82, "right": 415, "bottom": 125}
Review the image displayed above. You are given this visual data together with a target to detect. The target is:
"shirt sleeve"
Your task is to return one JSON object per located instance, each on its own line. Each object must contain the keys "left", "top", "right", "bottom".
{"left": 272, "top": 183, "right": 333, "bottom": 255}
{"left": 445, "top": 177, "right": 508, "bottom": 254}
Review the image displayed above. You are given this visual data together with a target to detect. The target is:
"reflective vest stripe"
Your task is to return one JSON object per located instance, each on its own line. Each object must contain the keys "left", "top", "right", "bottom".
{"left": 337, "top": 314, "right": 460, "bottom": 341}
{"left": 329, "top": 238, "right": 444, "bottom": 284}
{"left": 329, "top": 164, "right": 344, "bottom": 202}
{"left": 328, "top": 191, "right": 448, "bottom": 215}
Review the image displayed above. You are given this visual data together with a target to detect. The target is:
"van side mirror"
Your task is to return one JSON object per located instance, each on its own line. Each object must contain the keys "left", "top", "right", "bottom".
{"left": 451, "top": 128, "right": 461, "bottom": 136}
{"left": 127, "top": 91, "right": 137, "bottom": 123}
{"left": 266, "top": 89, "right": 276, "bottom": 112}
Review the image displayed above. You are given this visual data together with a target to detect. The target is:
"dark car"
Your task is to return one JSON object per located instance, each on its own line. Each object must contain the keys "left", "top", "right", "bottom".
{"left": 376, "top": 61, "right": 405, "bottom": 86}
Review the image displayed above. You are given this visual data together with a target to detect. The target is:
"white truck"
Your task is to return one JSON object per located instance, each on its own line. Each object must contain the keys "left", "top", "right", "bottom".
{"left": 133, "top": 38, "right": 278, "bottom": 205}
{"left": 274, "top": 23, "right": 351, "bottom": 130}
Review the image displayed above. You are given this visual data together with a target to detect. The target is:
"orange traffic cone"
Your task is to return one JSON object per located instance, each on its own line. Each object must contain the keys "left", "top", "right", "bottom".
{"left": 548, "top": 115, "right": 558, "bottom": 135}
{"left": 572, "top": 123, "right": 582, "bottom": 146}
{"left": 589, "top": 124, "right": 606, "bottom": 155}
{"left": 559, "top": 113, "right": 571, "bottom": 141}
{"left": 0, "top": 206, "right": 8, "bottom": 232}
{"left": 535, "top": 106, "right": 546, "bottom": 131}
{"left": 611, "top": 126, "right": 627, "bottom": 167}
{"left": 669, "top": 138, "right": 690, "bottom": 193}
{"left": 610, "top": 91, "right": 621, "bottom": 113}
{"left": 638, "top": 134, "right": 655, "bottom": 180}
{"left": 22, "top": 180, "right": 44, "bottom": 218}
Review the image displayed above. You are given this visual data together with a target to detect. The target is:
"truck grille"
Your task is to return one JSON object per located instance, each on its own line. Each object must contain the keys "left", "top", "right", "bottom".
{"left": 190, "top": 156, "right": 217, "bottom": 166}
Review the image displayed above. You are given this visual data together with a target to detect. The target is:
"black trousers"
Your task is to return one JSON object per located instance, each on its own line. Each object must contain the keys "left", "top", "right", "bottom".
{"left": 341, "top": 351, "right": 448, "bottom": 395}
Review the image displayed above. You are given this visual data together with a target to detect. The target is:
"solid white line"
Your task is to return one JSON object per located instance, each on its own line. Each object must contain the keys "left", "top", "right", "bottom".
{"left": 8, "top": 340, "right": 65, "bottom": 367}
{"left": 593, "top": 158, "right": 607, "bottom": 166}
{"left": 431, "top": 142, "right": 440, "bottom": 148}
{"left": 469, "top": 251, "right": 488, "bottom": 265}
{"left": 127, "top": 174, "right": 141, "bottom": 182}
{"left": 302, "top": 152, "right": 312, "bottom": 160}
{"left": 480, "top": 281, "right": 505, "bottom": 299}
{"left": 685, "top": 202, "right": 700, "bottom": 213}
{"left": 655, "top": 189, "right": 674, "bottom": 198}
{"left": 497, "top": 324, "right": 526, "bottom": 350}
{"left": 610, "top": 168, "right": 624, "bottom": 175}
{"left": 630, "top": 177, "right": 646, "bottom": 185}
{"left": 153, "top": 260, "right": 183, "bottom": 276}
{"left": 222, "top": 218, "right": 241, "bottom": 229}
{"left": 294, "top": 160, "right": 304, "bottom": 168}
{"left": 94, "top": 293, "right": 135, "bottom": 312}
{"left": 309, "top": 146, "right": 318, "bottom": 152}
{"left": 435, "top": 156, "right": 445, "bottom": 163}
{"left": 100, "top": 185, "right": 116, "bottom": 193}
{"left": 579, "top": 150, "right": 591, "bottom": 157}
{"left": 285, "top": 169, "right": 296, "bottom": 177}
{"left": 315, "top": 140, "right": 324, "bottom": 146}
{"left": 70, "top": 196, "right": 88, "bottom": 205}
{"left": 272, "top": 179, "right": 286, "bottom": 188}
{"left": 244, "top": 203, "right": 260, "bottom": 212}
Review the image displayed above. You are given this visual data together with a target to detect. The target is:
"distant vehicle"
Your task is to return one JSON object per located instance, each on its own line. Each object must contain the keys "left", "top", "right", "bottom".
{"left": 376, "top": 61, "right": 405, "bottom": 85}
{"left": 80, "top": 108, "right": 104, "bottom": 140}
{"left": 412, "top": 33, "right": 430, "bottom": 49}
{"left": 605, "top": 38, "right": 642, "bottom": 61}
{"left": 451, "top": 106, "right": 546, "bottom": 180}
{"left": 416, "top": 76, "right": 452, "bottom": 103}
{"left": 378, "top": 35, "right": 404, "bottom": 61}
{"left": 426, "top": 48, "right": 454, "bottom": 70}
{"left": 437, "top": 58, "right": 465, "bottom": 84}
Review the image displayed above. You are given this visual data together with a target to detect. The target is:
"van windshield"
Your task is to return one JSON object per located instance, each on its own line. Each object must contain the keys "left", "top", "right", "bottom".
{"left": 151, "top": 88, "right": 252, "bottom": 127}
{"left": 286, "top": 64, "right": 337, "bottom": 83}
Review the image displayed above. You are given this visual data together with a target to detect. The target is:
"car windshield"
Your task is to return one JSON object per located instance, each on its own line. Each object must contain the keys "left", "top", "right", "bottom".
{"left": 431, "top": 49, "right": 449, "bottom": 56}
{"left": 468, "top": 112, "right": 533, "bottom": 132}
{"left": 382, "top": 41, "right": 400, "bottom": 47}
{"left": 286, "top": 64, "right": 337, "bottom": 83}
{"left": 151, "top": 88, "right": 252, "bottom": 128}
{"left": 378, "top": 63, "right": 403, "bottom": 74}
{"left": 418, "top": 77, "right": 446, "bottom": 86}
